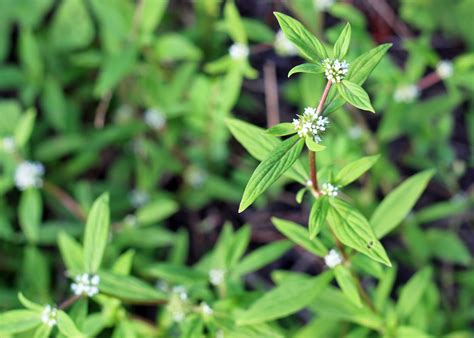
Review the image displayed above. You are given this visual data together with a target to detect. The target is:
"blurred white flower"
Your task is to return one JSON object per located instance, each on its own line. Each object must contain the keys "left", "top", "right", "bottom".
{"left": 393, "top": 84, "right": 419, "bottom": 103}
{"left": 200, "top": 302, "right": 213, "bottom": 316}
{"left": 314, "top": 0, "right": 335, "bottom": 10}
{"left": 14, "top": 161, "right": 45, "bottom": 190}
{"left": 323, "top": 58, "right": 349, "bottom": 83}
{"left": 41, "top": 305, "right": 58, "bottom": 327}
{"left": 209, "top": 268, "right": 225, "bottom": 286}
{"left": 229, "top": 43, "right": 249, "bottom": 60}
{"left": 129, "top": 189, "right": 149, "bottom": 208}
{"left": 324, "top": 249, "right": 342, "bottom": 268}
{"left": 436, "top": 60, "right": 453, "bottom": 79}
{"left": 144, "top": 108, "right": 166, "bottom": 130}
{"left": 71, "top": 273, "right": 100, "bottom": 297}
{"left": 1, "top": 137, "right": 15, "bottom": 153}
{"left": 274, "top": 30, "right": 298, "bottom": 56}
{"left": 321, "top": 183, "right": 338, "bottom": 197}
{"left": 172, "top": 285, "right": 188, "bottom": 301}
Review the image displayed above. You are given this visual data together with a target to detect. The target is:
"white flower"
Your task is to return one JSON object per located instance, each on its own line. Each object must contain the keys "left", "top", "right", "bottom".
{"left": 348, "top": 126, "right": 362, "bottom": 139}
{"left": 185, "top": 166, "right": 207, "bottom": 188}
{"left": 209, "top": 268, "right": 225, "bottom": 286}
{"left": 324, "top": 249, "right": 342, "bottom": 268}
{"left": 436, "top": 60, "right": 453, "bottom": 79}
{"left": 144, "top": 108, "right": 166, "bottom": 130}
{"left": 41, "top": 305, "right": 58, "bottom": 327}
{"left": 71, "top": 273, "right": 100, "bottom": 297}
{"left": 200, "top": 302, "right": 213, "bottom": 316}
{"left": 1, "top": 137, "right": 15, "bottom": 153}
{"left": 229, "top": 43, "right": 249, "bottom": 60}
{"left": 293, "top": 107, "right": 330, "bottom": 143}
{"left": 172, "top": 285, "right": 188, "bottom": 301}
{"left": 393, "top": 84, "right": 419, "bottom": 103}
{"left": 14, "top": 161, "right": 45, "bottom": 190}
{"left": 321, "top": 183, "right": 338, "bottom": 197}
{"left": 172, "top": 311, "right": 185, "bottom": 322}
{"left": 167, "top": 290, "right": 188, "bottom": 322}
{"left": 322, "top": 58, "right": 349, "bottom": 83}
{"left": 274, "top": 30, "right": 298, "bottom": 56}
{"left": 129, "top": 189, "right": 149, "bottom": 208}
{"left": 314, "top": 0, "right": 335, "bottom": 10}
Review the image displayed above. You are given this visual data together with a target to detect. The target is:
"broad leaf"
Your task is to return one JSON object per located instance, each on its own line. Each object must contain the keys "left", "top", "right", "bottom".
{"left": 335, "top": 155, "right": 380, "bottom": 187}
{"left": 371, "top": 169, "right": 434, "bottom": 238}
{"left": 337, "top": 80, "right": 374, "bottom": 112}
{"left": 274, "top": 12, "right": 327, "bottom": 62}
{"left": 237, "top": 272, "right": 332, "bottom": 325}
{"left": 0, "top": 310, "right": 41, "bottom": 334}
{"left": 288, "top": 63, "right": 323, "bottom": 77}
{"left": 272, "top": 217, "right": 327, "bottom": 256}
{"left": 334, "top": 265, "right": 361, "bottom": 307}
{"left": 83, "top": 193, "right": 110, "bottom": 273}
{"left": 327, "top": 199, "right": 391, "bottom": 266}
{"left": 239, "top": 135, "right": 304, "bottom": 212}
{"left": 308, "top": 196, "right": 329, "bottom": 239}
{"left": 333, "top": 23, "right": 351, "bottom": 59}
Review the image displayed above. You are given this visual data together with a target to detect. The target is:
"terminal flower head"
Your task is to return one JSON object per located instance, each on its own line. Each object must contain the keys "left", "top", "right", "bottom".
{"left": 322, "top": 58, "right": 349, "bottom": 83}
{"left": 321, "top": 182, "right": 338, "bottom": 197}
{"left": 436, "top": 60, "right": 453, "bottom": 79}
{"left": 394, "top": 84, "right": 419, "bottom": 103}
{"left": 14, "top": 161, "right": 45, "bottom": 190}
{"left": 144, "top": 108, "right": 166, "bottom": 130}
{"left": 41, "top": 305, "right": 58, "bottom": 327}
{"left": 324, "top": 249, "right": 342, "bottom": 268}
{"left": 71, "top": 273, "right": 100, "bottom": 297}
{"left": 229, "top": 43, "right": 249, "bottom": 60}
{"left": 292, "top": 107, "right": 329, "bottom": 143}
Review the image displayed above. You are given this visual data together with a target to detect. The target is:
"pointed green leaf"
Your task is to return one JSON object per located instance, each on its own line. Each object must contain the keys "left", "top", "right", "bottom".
{"left": 18, "top": 293, "right": 43, "bottom": 312}
{"left": 239, "top": 135, "right": 304, "bottom": 212}
{"left": 335, "top": 155, "right": 380, "bottom": 187}
{"left": 396, "top": 267, "right": 432, "bottom": 319}
{"left": 57, "top": 311, "right": 86, "bottom": 338}
{"left": 327, "top": 199, "right": 391, "bottom": 266}
{"left": 14, "top": 108, "right": 36, "bottom": 147}
{"left": 274, "top": 12, "right": 327, "bottom": 62}
{"left": 19, "top": 188, "right": 42, "bottom": 243}
{"left": 288, "top": 63, "right": 323, "bottom": 77}
{"left": 308, "top": 196, "right": 329, "bottom": 239}
{"left": 371, "top": 169, "right": 435, "bottom": 239}
{"left": 334, "top": 265, "right": 362, "bottom": 307}
{"left": 305, "top": 137, "right": 326, "bottom": 151}
{"left": 0, "top": 310, "right": 41, "bottom": 334}
{"left": 33, "top": 324, "right": 52, "bottom": 338}
{"left": 272, "top": 217, "right": 327, "bottom": 256}
{"left": 266, "top": 122, "right": 296, "bottom": 136}
{"left": 58, "top": 232, "right": 84, "bottom": 274}
{"left": 426, "top": 229, "right": 471, "bottom": 265}
{"left": 333, "top": 23, "right": 351, "bottom": 59}
{"left": 337, "top": 80, "right": 374, "bottom": 112}
{"left": 224, "top": 1, "right": 247, "bottom": 44}
{"left": 237, "top": 272, "right": 333, "bottom": 325}
{"left": 83, "top": 193, "right": 110, "bottom": 273}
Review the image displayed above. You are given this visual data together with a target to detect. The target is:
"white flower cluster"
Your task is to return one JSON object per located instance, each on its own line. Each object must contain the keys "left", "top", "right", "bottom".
{"left": 274, "top": 30, "right": 298, "bottom": 56}
{"left": 172, "top": 285, "right": 188, "bottom": 301}
{"left": 200, "top": 302, "right": 213, "bottom": 316}
{"left": 393, "top": 84, "right": 419, "bottom": 103}
{"left": 1, "top": 136, "right": 15, "bottom": 153}
{"left": 129, "top": 189, "right": 149, "bottom": 208}
{"left": 167, "top": 286, "right": 189, "bottom": 322}
{"left": 71, "top": 273, "right": 100, "bottom": 297}
{"left": 209, "top": 268, "right": 226, "bottom": 286}
{"left": 324, "top": 249, "right": 342, "bottom": 268}
{"left": 14, "top": 161, "right": 45, "bottom": 190}
{"left": 322, "top": 58, "right": 349, "bottom": 83}
{"left": 144, "top": 108, "right": 166, "bottom": 130}
{"left": 41, "top": 305, "right": 58, "bottom": 327}
{"left": 321, "top": 183, "right": 338, "bottom": 197}
{"left": 229, "top": 43, "right": 249, "bottom": 60}
{"left": 292, "top": 107, "right": 329, "bottom": 143}
{"left": 436, "top": 60, "right": 453, "bottom": 79}
{"left": 314, "top": 0, "right": 335, "bottom": 10}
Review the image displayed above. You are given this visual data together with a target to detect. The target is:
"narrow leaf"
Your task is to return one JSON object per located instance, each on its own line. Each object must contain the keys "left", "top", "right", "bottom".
{"left": 14, "top": 108, "right": 36, "bottom": 147}
{"left": 288, "top": 63, "right": 323, "bottom": 77}
{"left": 19, "top": 188, "right": 42, "bottom": 243}
{"left": 305, "top": 137, "right": 326, "bottom": 151}
{"left": 333, "top": 23, "right": 351, "bottom": 59}
{"left": 335, "top": 155, "right": 380, "bottom": 187}
{"left": 18, "top": 293, "right": 43, "bottom": 312}
{"left": 308, "top": 196, "right": 329, "bottom": 239}
{"left": 338, "top": 80, "right": 374, "bottom": 112}
{"left": 57, "top": 311, "right": 85, "bottom": 338}
{"left": 224, "top": 1, "right": 247, "bottom": 44}
{"left": 266, "top": 122, "right": 296, "bottom": 136}
{"left": 58, "top": 232, "right": 84, "bottom": 274}
{"left": 334, "top": 265, "right": 362, "bottom": 307}
{"left": 0, "top": 310, "right": 41, "bottom": 334}
{"left": 396, "top": 267, "right": 432, "bottom": 319}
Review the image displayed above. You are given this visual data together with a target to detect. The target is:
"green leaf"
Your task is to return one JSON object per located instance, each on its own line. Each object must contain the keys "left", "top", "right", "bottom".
{"left": 0, "top": 310, "right": 41, "bottom": 334}
{"left": 98, "top": 271, "right": 167, "bottom": 303}
{"left": 144, "top": 263, "right": 208, "bottom": 285}
{"left": 224, "top": 1, "right": 247, "bottom": 44}
{"left": 333, "top": 23, "right": 351, "bottom": 59}
{"left": 57, "top": 311, "right": 85, "bottom": 338}
{"left": 371, "top": 170, "right": 435, "bottom": 239}
{"left": 337, "top": 80, "right": 374, "bottom": 112}
{"left": 139, "top": 0, "right": 168, "bottom": 39}
{"left": 334, "top": 265, "right": 362, "bottom": 307}
{"left": 14, "top": 108, "right": 36, "bottom": 147}
{"left": 335, "top": 155, "right": 380, "bottom": 187}
{"left": 232, "top": 240, "right": 293, "bottom": 277}
{"left": 226, "top": 118, "right": 307, "bottom": 183}
{"left": 266, "top": 122, "right": 296, "bottom": 136}
{"left": 83, "top": 193, "right": 110, "bottom": 273}
{"left": 237, "top": 272, "right": 333, "bottom": 325}
{"left": 288, "top": 63, "right": 323, "bottom": 77}
{"left": 18, "top": 292, "right": 43, "bottom": 312}
{"left": 327, "top": 199, "right": 391, "bottom": 266}
{"left": 19, "top": 188, "right": 42, "bottom": 243}
{"left": 272, "top": 217, "right": 327, "bottom": 256}
{"left": 274, "top": 12, "right": 327, "bottom": 62}
{"left": 239, "top": 135, "right": 304, "bottom": 212}
{"left": 136, "top": 196, "right": 178, "bottom": 225}
{"left": 33, "top": 324, "right": 52, "bottom": 338}
{"left": 308, "top": 196, "right": 329, "bottom": 239}
{"left": 396, "top": 267, "right": 432, "bottom": 319}
{"left": 305, "top": 136, "right": 326, "bottom": 152}
{"left": 58, "top": 232, "right": 84, "bottom": 274}
{"left": 227, "top": 225, "right": 252, "bottom": 267}
{"left": 426, "top": 229, "right": 471, "bottom": 265}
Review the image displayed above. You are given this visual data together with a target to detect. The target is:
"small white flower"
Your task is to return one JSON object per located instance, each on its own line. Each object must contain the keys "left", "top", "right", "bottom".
{"left": 200, "top": 302, "right": 213, "bottom": 316}
{"left": 185, "top": 166, "right": 207, "bottom": 188}
{"left": 321, "top": 183, "right": 338, "bottom": 197}
{"left": 144, "top": 108, "right": 166, "bottom": 130}
{"left": 172, "top": 285, "right": 188, "bottom": 301}
{"left": 14, "top": 161, "right": 45, "bottom": 190}
{"left": 322, "top": 58, "right": 349, "bottom": 83}
{"left": 274, "top": 30, "right": 298, "bottom": 56}
{"left": 41, "top": 305, "right": 58, "bottom": 327}
{"left": 71, "top": 273, "right": 100, "bottom": 297}
{"left": 129, "top": 189, "right": 149, "bottom": 208}
{"left": 324, "top": 249, "right": 342, "bottom": 268}
{"left": 393, "top": 84, "right": 419, "bottom": 103}
{"left": 1, "top": 137, "right": 15, "bottom": 153}
{"left": 436, "top": 60, "right": 453, "bottom": 79}
{"left": 314, "top": 0, "right": 335, "bottom": 10}
{"left": 156, "top": 280, "right": 169, "bottom": 292}
{"left": 229, "top": 43, "right": 249, "bottom": 60}
{"left": 209, "top": 268, "right": 225, "bottom": 286}
{"left": 348, "top": 126, "right": 363, "bottom": 139}
{"left": 293, "top": 107, "right": 330, "bottom": 143}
